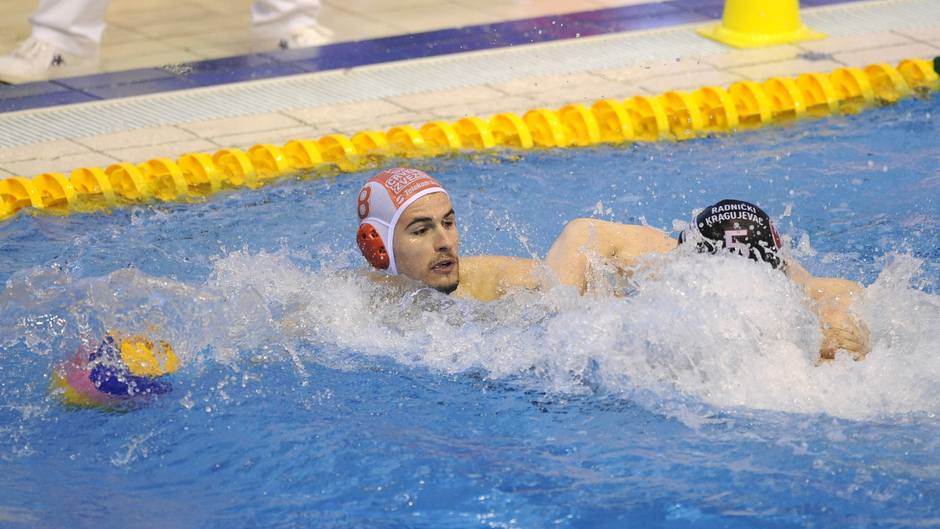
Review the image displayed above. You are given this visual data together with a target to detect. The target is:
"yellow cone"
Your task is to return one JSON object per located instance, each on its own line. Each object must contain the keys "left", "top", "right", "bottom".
{"left": 697, "top": 0, "right": 825, "bottom": 49}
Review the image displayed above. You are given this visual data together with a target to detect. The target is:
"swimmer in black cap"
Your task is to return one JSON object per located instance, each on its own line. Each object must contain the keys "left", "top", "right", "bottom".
{"left": 676, "top": 199, "right": 869, "bottom": 361}
{"left": 678, "top": 199, "right": 784, "bottom": 269}
{"left": 540, "top": 198, "right": 868, "bottom": 360}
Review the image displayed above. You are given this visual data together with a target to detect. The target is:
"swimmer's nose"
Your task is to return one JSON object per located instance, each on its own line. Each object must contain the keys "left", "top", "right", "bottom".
{"left": 434, "top": 226, "right": 457, "bottom": 253}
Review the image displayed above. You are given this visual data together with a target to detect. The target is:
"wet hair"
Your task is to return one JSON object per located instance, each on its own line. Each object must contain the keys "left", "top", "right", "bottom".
{"left": 678, "top": 199, "right": 784, "bottom": 269}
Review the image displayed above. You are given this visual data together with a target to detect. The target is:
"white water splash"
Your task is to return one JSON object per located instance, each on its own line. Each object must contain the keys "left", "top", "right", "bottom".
{"left": 111, "top": 430, "right": 159, "bottom": 467}
{"left": 3, "top": 249, "right": 938, "bottom": 421}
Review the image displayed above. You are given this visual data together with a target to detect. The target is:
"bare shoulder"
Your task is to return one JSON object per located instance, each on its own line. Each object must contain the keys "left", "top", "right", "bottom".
{"left": 457, "top": 255, "right": 540, "bottom": 301}
{"left": 461, "top": 255, "right": 539, "bottom": 284}
{"left": 563, "top": 218, "right": 676, "bottom": 255}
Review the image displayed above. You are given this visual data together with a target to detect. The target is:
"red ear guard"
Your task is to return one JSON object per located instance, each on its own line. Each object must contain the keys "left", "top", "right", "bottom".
{"left": 357, "top": 223, "right": 389, "bottom": 269}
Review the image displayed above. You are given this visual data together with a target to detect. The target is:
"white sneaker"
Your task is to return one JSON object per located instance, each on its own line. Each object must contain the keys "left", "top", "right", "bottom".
{"left": 0, "top": 37, "right": 100, "bottom": 84}
{"left": 278, "top": 24, "right": 334, "bottom": 50}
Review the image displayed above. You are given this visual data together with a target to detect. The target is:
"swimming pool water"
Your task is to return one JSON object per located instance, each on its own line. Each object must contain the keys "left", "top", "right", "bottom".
{"left": 1, "top": 96, "right": 938, "bottom": 528}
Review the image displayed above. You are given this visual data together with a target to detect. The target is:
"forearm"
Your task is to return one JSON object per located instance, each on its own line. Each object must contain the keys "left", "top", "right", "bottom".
{"left": 787, "top": 262, "right": 869, "bottom": 359}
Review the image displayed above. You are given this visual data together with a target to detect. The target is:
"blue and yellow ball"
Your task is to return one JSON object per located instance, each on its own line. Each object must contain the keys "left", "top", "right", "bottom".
{"left": 51, "top": 334, "right": 179, "bottom": 408}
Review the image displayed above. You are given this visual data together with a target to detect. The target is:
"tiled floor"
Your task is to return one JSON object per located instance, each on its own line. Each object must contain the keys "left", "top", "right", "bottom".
{"left": 0, "top": 0, "right": 657, "bottom": 73}
{"left": 0, "top": 0, "right": 938, "bottom": 178}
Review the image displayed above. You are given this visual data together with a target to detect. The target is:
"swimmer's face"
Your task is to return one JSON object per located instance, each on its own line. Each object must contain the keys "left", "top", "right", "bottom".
{"left": 393, "top": 192, "right": 460, "bottom": 294}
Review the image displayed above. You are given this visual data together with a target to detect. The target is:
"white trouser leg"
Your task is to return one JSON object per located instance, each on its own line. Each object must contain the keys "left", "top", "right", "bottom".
{"left": 29, "top": 0, "right": 110, "bottom": 56}
{"left": 251, "top": 0, "right": 321, "bottom": 39}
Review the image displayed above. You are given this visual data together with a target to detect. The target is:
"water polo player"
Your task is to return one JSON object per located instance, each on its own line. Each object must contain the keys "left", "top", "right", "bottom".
{"left": 356, "top": 167, "right": 548, "bottom": 301}
{"left": 356, "top": 168, "right": 870, "bottom": 361}
{"left": 677, "top": 199, "right": 870, "bottom": 360}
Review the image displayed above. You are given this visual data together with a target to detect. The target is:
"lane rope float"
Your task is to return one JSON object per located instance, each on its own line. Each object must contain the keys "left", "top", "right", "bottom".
{"left": 1, "top": 57, "right": 937, "bottom": 223}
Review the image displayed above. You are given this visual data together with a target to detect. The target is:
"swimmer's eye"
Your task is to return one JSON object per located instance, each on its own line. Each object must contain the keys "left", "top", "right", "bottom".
{"left": 410, "top": 215, "right": 455, "bottom": 235}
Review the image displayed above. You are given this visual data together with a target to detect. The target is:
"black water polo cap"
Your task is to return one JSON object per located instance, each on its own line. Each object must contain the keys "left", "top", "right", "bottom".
{"left": 678, "top": 199, "right": 784, "bottom": 269}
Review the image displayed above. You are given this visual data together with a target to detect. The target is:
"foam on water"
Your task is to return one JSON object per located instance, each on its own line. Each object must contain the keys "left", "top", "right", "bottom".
{"left": 4, "top": 245, "right": 937, "bottom": 422}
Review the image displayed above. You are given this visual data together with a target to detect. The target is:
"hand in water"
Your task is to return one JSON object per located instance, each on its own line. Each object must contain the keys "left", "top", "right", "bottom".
{"left": 818, "top": 306, "right": 871, "bottom": 361}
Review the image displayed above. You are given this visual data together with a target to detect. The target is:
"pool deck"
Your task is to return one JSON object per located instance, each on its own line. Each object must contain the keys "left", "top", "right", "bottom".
{"left": 0, "top": 0, "right": 938, "bottom": 178}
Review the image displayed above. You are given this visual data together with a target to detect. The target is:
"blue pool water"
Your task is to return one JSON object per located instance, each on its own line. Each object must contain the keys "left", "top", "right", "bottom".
{"left": 1, "top": 96, "right": 939, "bottom": 528}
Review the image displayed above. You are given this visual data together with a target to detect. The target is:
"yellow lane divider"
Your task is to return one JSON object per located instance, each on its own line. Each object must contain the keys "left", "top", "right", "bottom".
{"left": 1, "top": 58, "right": 937, "bottom": 222}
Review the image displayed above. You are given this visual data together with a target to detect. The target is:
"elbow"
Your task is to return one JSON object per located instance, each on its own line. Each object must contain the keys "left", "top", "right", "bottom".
{"left": 560, "top": 218, "right": 597, "bottom": 237}
{"left": 552, "top": 218, "right": 600, "bottom": 250}
{"left": 560, "top": 218, "right": 631, "bottom": 243}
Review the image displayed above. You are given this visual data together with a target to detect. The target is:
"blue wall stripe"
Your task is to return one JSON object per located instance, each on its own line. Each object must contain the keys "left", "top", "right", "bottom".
{"left": 0, "top": 0, "right": 875, "bottom": 115}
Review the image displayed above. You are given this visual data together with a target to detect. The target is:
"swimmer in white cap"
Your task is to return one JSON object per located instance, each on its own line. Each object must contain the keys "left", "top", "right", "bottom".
{"left": 357, "top": 167, "right": 544, "bottom": 300}
{"left": 356, "top": 169, "right": 869, "bottom": 360}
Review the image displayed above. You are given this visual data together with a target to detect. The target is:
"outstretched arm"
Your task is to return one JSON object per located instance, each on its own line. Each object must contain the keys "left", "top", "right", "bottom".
{"left": 544, "top": 218, "right": 675, "bottom": 292}
{"left": 786, "top": 260, "right": 870, "bottom": 360}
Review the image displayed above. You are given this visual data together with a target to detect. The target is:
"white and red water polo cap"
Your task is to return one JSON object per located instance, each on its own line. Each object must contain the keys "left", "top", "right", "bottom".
{"left": 356, "top": 168, "right": 448, "bottom": 275}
